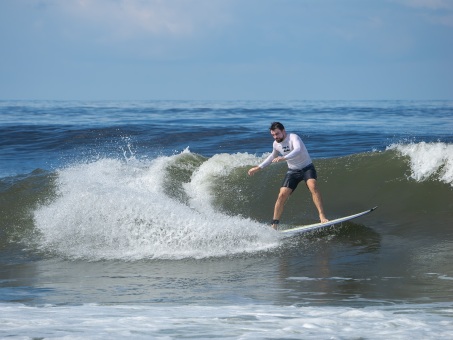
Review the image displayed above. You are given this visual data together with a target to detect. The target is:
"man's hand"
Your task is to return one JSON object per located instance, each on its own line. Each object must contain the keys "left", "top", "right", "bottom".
{"left": 272, "top": 156, "right": 286, "bottom": 163}
{"left": 248, "top": 166, "right": 261, "bottom": 176}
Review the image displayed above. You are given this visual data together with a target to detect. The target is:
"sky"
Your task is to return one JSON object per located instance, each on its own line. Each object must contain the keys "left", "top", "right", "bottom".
{"left": 1, "top": 0, "right": 452, "bottom": 100}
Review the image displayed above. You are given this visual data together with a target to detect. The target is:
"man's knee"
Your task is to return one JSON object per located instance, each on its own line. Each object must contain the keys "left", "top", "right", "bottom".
{"left": 277, "top": 187, "right": 292, "bottom": 200}
{"left": 306, "top": 179, "right": 319, "bottom": 193}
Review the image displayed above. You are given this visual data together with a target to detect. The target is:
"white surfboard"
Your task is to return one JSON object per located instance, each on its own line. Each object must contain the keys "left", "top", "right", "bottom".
{"left": 280, "top": 206, "right": 378, "bottom": 237}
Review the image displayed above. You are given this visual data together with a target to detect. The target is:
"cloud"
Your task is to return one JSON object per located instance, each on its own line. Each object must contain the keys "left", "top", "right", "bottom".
{"left": 65, "top": 0, "right": 193, "bottom": 37}
{"left": 393, "top": 0, "right": 453, "bottom": 26}
{"left": 398, "top": 0, "right": 453, "bottom": 10}
{"left": 35, "top": 0, "right": 231, "bottom": 41}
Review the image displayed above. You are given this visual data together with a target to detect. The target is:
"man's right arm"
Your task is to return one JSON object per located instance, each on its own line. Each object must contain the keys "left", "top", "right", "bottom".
{"left": 248, "top": 149, "right": 278, "bottom": 176}
{"left": 248, "top": 166, "right": 261, "bottom": 176}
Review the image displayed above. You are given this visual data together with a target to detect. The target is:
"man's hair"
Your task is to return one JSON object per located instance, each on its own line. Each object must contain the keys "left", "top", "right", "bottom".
{"left": 270, "top": 122, "right": 285, "bottom": 131}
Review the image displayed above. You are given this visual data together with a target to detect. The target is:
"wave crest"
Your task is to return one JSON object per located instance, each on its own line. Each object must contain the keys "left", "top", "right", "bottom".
{"left": 33, "top": 153, "right": 277, "bottom": 261}
{"left": 388, "top": 142, "right": 453, "bottom": 186}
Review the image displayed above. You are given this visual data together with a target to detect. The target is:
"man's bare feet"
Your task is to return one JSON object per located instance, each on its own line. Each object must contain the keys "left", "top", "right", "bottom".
{"left": 271, "top": 219, "right": 279, "bottom": 230}
{"left": 320, "top": 214, "right": 329, "bottom": 223}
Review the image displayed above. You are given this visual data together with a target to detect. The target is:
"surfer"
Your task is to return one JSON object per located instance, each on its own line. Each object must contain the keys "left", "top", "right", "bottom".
{"left": 248, "top": 122, "right": 328, "bottom": 229}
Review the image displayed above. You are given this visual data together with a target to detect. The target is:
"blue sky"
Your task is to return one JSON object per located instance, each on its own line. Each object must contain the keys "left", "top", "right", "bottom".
{"left": 1, "top": 0, "right": 452, "bottom": 100}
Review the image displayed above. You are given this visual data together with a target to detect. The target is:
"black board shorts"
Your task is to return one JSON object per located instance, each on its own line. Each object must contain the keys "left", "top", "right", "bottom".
{"left": 281, "top": 163, "right": 317, "bottom": 191}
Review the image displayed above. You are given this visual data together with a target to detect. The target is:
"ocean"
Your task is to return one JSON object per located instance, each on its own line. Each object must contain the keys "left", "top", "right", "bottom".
{"left": 1, "top": 100, "right": 452, "bottom": 339}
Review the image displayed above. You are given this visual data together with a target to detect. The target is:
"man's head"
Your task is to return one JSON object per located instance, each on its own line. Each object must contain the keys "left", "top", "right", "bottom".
{"left": 269, "top": 121, "right": 286, "bottom": 143}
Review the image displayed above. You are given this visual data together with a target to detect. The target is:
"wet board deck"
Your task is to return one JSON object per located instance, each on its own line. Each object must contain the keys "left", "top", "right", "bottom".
{"left": 280, "top": 206, "right": 378, "bottom": 237}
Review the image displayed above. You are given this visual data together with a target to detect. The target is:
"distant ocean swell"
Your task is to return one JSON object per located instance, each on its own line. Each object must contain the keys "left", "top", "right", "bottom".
{"left": 1, "top": 141, "right": 451, "bottom": 261}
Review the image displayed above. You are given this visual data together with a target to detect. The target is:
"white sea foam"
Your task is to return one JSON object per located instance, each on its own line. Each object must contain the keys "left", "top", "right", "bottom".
{"left": 1, "top": 303, "right": 453, "bottom": 339}
{"left": 33, "top": 151, "right": 277, "bottom": 260}
{"left": 388, "top": 142, "right": 453, "bottom": 186}
{"left": 184, "top": 152, "right": 260, "bottom": 212}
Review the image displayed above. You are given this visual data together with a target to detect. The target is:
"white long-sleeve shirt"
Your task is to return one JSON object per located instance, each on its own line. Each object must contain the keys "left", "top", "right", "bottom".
{"left": 258, "top": 133, "right": 312, "bottom": 170}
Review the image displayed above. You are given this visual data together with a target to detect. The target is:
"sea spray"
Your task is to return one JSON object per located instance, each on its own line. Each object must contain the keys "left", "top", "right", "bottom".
{"left": 184, "top": 152, "right": 264, "bottom": 213}
{"left": 388, "top": 142, "right": 453, "bottom": 187}
{"left": 33, "top": 152, "right": 278, "bottom": 260}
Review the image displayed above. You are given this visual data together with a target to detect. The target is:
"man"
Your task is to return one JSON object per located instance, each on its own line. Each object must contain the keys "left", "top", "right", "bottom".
{"left": 248, "top": 122, "right": 328, "bottom": 229}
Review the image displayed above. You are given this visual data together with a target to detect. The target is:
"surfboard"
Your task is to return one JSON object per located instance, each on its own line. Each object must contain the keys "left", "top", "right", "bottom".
{"left": 280, "top": 206, "right": 378, "bottom": 237}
